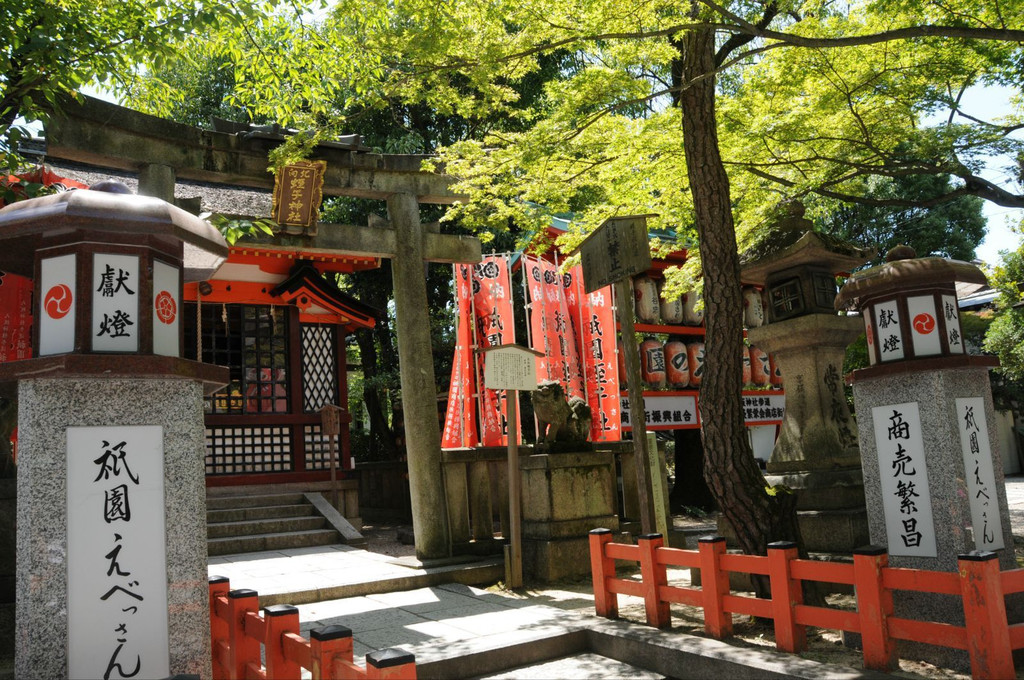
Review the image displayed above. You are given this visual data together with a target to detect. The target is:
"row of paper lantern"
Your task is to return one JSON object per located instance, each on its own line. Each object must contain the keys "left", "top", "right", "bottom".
{"left": 633, "top": 276, "right": 704, "bottom": 326}
{"left": 635, "top": 276, "right": 768, "bottom": 330}
{"left": 631, "top": 338, "right": 783, "bottom": 390}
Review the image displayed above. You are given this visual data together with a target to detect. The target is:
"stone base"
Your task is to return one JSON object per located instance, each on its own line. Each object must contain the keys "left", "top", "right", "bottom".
{"left": 715, "top": 506, "right": 868, "bottom": 555}
{"left": 518, "top": 451, "right": 620, "bottom": 583}
{"left": 522, "top": 533, "right": 632, "bottom": 583}
{"left": 764, "top": 468, "right": 867, "bottom": 511}
{"left": 16, "top": 379, "right": 211, "bottom": 679}
{"left": 793, "top": 508, "right": 869, "bottom": 553}
{"left": 761, "top": 468, "right": 869, "bottom": 553}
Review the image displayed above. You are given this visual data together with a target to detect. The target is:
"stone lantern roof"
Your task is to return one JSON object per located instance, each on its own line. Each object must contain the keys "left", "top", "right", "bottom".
{"left": 0, "top": 185, "right": 228, "bottom": 281}
{"left": 834, "top": 246, "right": 988, "bottom": 311}
{"left": 740, "top": 201, "right": 874, "bottom": 285}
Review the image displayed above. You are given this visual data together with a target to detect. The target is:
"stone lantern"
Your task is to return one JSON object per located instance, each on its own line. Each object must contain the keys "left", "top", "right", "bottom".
{"left": 0, "top": 181, "right": 225, "bottom": 361}
{"left": 838, "top": 244, "right": 980, "bottom": 366}
{"left": 836, "top": 246, "right": 1016, "bottom": 670}
{"left": 739, "top": 201, "right": 873, "bottom": 552}
{"left": 0, "top": 183, "right": 228, "bottom": 679}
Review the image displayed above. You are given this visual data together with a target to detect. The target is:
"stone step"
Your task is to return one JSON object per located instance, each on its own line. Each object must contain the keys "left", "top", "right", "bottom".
{"left": 207, "top": 516, "right": 326, "bottom": 539}
{"left": 207, "top": 529, "right": 340, "bottom": 556}
{"left": 205, "top": 492, "right": 307, "bottom": 511}
{"left": 207, "top": 504, "right": 315, "bottom": 524}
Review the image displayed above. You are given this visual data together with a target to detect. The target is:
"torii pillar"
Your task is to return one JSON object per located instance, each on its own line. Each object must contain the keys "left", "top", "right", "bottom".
{"left": 388, "top": 193, "right": 450, "bottom": 560}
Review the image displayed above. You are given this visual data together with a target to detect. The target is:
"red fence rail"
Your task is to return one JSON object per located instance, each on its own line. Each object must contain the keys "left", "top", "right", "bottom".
{"left": 209, "top": 576, "right": 417, "bottom": 680}
{"left": 589, "top": 529, "right": 1021, "bottom": 680}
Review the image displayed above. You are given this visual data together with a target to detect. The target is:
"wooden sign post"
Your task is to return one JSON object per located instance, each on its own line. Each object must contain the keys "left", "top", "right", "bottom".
{"left": 319, "top": 404, "right": 346, "bottom": 510}
{"left": 479, "top": 344, "right": 543, "bottom": 588}
{"left": 577, "top": 215, "right": 657, "bottom": 535}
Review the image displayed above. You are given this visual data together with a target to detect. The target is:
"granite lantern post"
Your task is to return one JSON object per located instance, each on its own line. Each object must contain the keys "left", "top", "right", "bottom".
{"left": 0, "top": 184, "right": 228, "bottom": 679}
{"left": 836, "top": 246, "right": 1017, "bottom": 669}
{"left": 739, "top": 201, "right": 873, "bottom": 552}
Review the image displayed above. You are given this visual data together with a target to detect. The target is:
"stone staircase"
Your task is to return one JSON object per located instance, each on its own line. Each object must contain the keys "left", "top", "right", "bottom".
{"left": 207, "top": 492, "right": 344, "bottom": 556}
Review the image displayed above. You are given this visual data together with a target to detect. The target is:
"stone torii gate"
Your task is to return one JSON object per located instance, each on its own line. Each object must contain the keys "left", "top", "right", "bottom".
{"left": 45, "top": 95, "right": 481, "bottom": 560}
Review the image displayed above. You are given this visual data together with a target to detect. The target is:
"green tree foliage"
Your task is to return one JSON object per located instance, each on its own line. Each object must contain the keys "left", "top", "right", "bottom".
{"left": 986, "top": 231, "right": 1024, "bottom": 388}
{"left": 124, "top": 0, "right": 1024, "bottom": 565}
{"left": 124, "top": 24, "right": 561, "bottom": 460}
{"left": 815, "top": 173, "right": 987, "bottom": 266}
{"left": 0, "top": 0, "right": 270, "bottom": 171}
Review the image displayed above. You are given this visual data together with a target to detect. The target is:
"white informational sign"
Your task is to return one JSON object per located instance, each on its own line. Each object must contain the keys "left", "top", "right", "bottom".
{"left": 941, "top": 294, "right": 965, "bottom": 354}
{"left": 620, "top": 392, "right": 786, "bottom": 430}
{"left": 621, "top": 393, "right": 699, "bottom": 430}
{"left": 151, "top": 260, "right": 180, "bottom": 357}
{"left": 67, "top": 426, "right": 169, "bottom": 680}
{"left": 483, "top": 347, "right": 539, "bottom": 392}
{"left": 956, "top": 397, "right": 1004, "bottom": 551}
{"left": 874, "top": 300, "right": 905, "bottom": 362}
{"left": 92, "top": 253, "right": 140, "bottom": 352}
{"left": 39, "top": 253, "right": 77, "bottom": 356}
{"left": 907, "top": 295, "right": 942, "bottom": 358}
{"left": 871, "top": 402, "right": 937, "bottom": 557}
{"left": 741, "top": 393, "right": 786, "bottom": 424}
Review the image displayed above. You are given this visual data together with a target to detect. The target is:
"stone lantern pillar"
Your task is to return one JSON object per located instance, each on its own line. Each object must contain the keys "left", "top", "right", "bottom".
{"left": 0, "top": 183, "right": 228, "bottom": 679}
{"left": 836, "top": 246, "right": 1017, "bottom": 669}
{"left": 740, "top": 202, "right": 873, "bottom": 552}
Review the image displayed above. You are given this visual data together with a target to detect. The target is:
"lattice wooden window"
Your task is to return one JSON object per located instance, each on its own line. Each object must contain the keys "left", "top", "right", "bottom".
{"left": 185, "top": 303, "right": 290, "bottom": 414}
{"left": 301, "top": 324, "right": 338, "bottom": 413}
{"left": 205, "top": 426, "right": 293, "bottom": 475}
{"left": 303, "top": 424, "right": 334, "bottom": 471}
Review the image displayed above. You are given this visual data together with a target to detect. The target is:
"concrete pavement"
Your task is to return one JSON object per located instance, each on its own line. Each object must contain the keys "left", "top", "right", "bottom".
{"left": 210, "top": 469, "right": 1024, "bottom": 680}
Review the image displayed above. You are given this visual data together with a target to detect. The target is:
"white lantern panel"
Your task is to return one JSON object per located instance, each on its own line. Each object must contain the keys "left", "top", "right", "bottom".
{"left": 92, "top": 253, "right": 140, "bottom": 352}
{"left": 39, "top": 254, "right": 77, "bottom": 356}
{"left": 907, "top": 295, "right": 942, "bottom": 358}
{"left": 874, "top": 300, "right": 905, "bottom": 362}
{"left": 941, "top": 294, "right": 965, "bottom": 354}
{"left": 152, "top": 260, "right": 180, "bottom": 357}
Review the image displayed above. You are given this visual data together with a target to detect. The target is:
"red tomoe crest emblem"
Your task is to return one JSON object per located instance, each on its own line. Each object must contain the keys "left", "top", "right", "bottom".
{"left": 913, "top": 313, "right": 935, "bottom": 335}
{"left": 154, "top": 291, "right": 177, "bottom": 324}
{"left": 44, "top": 284, "right": 73, "bottom": 319}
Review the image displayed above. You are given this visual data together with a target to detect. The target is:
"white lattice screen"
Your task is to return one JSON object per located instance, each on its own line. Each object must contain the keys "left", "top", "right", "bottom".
{"left": 302, "top": 324, "right": 338, "bottom": 413}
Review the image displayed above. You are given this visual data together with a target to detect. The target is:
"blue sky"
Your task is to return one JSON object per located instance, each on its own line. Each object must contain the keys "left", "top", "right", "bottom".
{"left": 951, "top": 84, "right": 1023, "bottom": 266}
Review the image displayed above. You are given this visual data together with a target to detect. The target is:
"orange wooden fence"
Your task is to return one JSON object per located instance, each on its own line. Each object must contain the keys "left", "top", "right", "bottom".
{"left": 589, "top": 529, "right": 1023, "bottom": 680}
{"left": 209, "top": 576, "right": 417, "bottom": 680}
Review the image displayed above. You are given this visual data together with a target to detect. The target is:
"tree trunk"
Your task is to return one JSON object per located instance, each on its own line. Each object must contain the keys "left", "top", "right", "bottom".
{"left": 676, "top": 27, "right": 804, "bottom": 593}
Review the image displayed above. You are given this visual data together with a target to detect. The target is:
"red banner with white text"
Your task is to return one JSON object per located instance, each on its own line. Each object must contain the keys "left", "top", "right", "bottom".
{"left": 524, "top": 256, "right": 584, "bottom": 399}
{"left": 472, "top": 256, "right": 516, "bottom": 446}
{"left": 441, "top": 264, "right": 478, "bottom": 448}
{"left": 567, "top": 266, "right": 621, "bottom": 441}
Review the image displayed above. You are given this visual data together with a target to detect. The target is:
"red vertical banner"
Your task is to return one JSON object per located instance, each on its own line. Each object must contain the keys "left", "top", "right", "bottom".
{"left": 0, "top": 271, "right": 33, "bottom": 362}
{"left": 473, "top": 256, "right": 515, "bottom": 446}
{"left": 524, "top": 256, "right": 584, "bottom": 399}
{"left": 571, "top": 267, "right": 621, "bottom": 442}
{"left": 442, "top": 264, "right": 478, "bottom": 448}
{"left": 555, "top": 263, "right": 585, "bottom": 400}
{"left": 525, "top": 255, "right": 557, "bottom": 384}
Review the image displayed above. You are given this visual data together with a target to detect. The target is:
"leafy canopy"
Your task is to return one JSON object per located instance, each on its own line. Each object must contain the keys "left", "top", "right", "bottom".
{"left": 0, "top": 0, "right": 271, "bottom": 171}
{"left": 121, "top": 0, "right": 1024, "bottom": 263}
